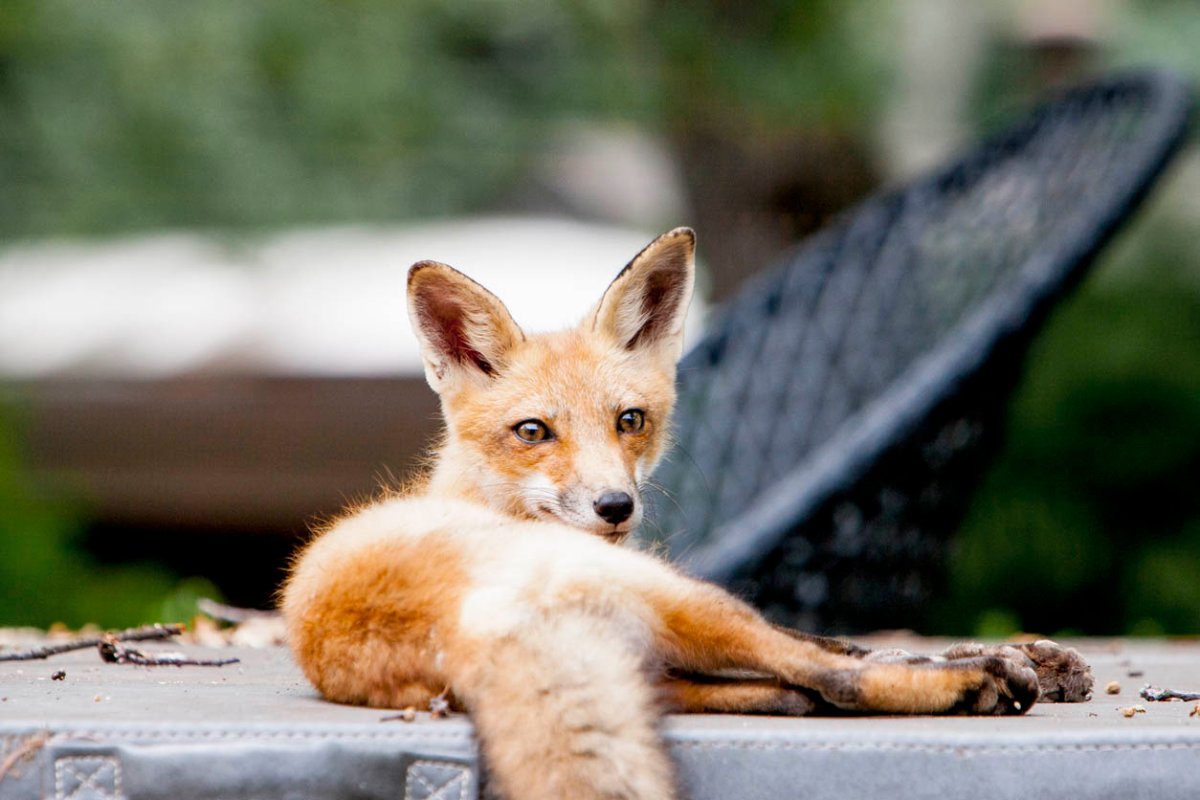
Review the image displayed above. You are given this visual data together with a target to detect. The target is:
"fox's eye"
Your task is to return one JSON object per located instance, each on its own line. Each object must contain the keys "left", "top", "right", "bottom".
{"left": 514, "top": 419, "right": 553, "bottom": 443}
{"left": 616, "top": 408, "right": 645, "bottom": 434}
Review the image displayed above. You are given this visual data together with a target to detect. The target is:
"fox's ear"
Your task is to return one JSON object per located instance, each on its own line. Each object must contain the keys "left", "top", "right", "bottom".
{"left": 591, "top": 227, "right": 695, "bottom": 362}
{"left": 407, "top": 261, "right": 524, "bottom": 393}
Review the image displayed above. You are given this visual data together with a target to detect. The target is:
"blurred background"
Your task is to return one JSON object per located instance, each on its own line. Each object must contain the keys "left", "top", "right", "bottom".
{"left": 0, "top": 0, "right": 1197, "bottom": 637}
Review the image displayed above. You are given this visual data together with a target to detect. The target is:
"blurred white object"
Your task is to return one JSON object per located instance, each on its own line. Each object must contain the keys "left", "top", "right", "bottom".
{"left": 533, "top": 123, "right": 689, "bottom": 227}
{"left": 0, "top": 217, "right": 706, "bottom": 379}
{"left": 1013, "top": 0, "right": 1107, "bottom": 44}
{"left": 880, "top": 0, "right": 990, "bottom": 180}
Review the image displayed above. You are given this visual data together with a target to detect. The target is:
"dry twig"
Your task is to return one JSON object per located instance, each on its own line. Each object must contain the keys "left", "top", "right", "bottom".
{"left": 97, "top": 638, "right": 239, "bottom": 668}
{"left": 0, "top": 624, "right": 183, "bottom": 662}
{"left": 1140, "top": 685, "right": 1200, "bottom": 702}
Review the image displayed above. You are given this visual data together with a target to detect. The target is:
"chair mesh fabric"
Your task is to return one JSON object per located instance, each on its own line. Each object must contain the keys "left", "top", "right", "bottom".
{"left": 644, "top": 71, "right": 1193, "bottom": 632}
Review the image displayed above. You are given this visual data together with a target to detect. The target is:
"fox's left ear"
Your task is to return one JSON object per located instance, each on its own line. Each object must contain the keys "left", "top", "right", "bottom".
{"left": 591, "top": 227, "right": 695, "bottom": 363}
{"left": 408, "top": 261, "right": 525, "bottom": 394}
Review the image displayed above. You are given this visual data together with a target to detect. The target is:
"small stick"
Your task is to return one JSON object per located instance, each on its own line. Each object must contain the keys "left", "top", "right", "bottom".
{"left": 97, "top": 639, "right": 239, "bottom": 668}
{"left": 1140, "top": 685, "right": 1200, "bottom": 702}
{"left": 0, "top": 624, "right": 184, "bottom": 662}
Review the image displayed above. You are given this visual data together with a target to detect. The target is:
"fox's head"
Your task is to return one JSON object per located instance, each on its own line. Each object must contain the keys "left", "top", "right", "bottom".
{"left": 407, "top": 228, "right": 695, "bottom": 541}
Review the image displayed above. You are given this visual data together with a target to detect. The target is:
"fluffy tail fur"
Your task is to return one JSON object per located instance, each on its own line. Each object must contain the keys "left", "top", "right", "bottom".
{"left": 449, "top": 612, "right": 675, "bottom": 800}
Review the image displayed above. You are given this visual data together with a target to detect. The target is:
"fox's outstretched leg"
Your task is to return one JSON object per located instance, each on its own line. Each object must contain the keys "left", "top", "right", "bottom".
{"left": 648, "top": 577, "right": 1041, "bottom": 715}
{"left": 658, "top": 673, "right": 823, "bottom": 715}
{"left": 771, "top": 625, "right": 1094, "bottom": 704}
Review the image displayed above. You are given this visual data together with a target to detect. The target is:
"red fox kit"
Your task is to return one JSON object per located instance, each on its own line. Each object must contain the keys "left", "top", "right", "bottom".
{"left": 281, "top": 228, "right": 1091, "bottom": 800}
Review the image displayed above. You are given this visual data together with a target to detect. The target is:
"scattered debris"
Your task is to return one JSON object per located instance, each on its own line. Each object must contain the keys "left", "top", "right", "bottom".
{"left": 1191, "top": 704, "right": 1199, "bottom": 718}
{"left": 188, "top": 601, "right": 286, "bottom": 648}
{"left": 187, "top": 616, "right": 229, "bottom": 649}
{"left": 0, "top": 623, "right": 243, "bottom": 669}
{"left": 1120, "top": 705, "right": 1146, "bottom": 718}
{"left": 1104, "top": 681, "right": 1120, "bottom": 695}
{"left": 381, "top": 707, "right": 418, "bottom": 723}
{"left": 228, "top": 616, "right": 286, "bottom": 648}
{"left": 1140, "top": 685, "right": 1200, "bottom": 703}
{"left": 0, "top": 624, "right": 183, "bottom": 662}
{"left": 0, "top": 628, "right": 45, "bottom": 650}
{"left": 97, "top": 638, "right": 239, "bottom": 668}
{"left": 429, "top": 690, "right": 452, "bottom": 719}
{"left": 50, "top": 670, "right": 65, "bottom": 681}
{"left": 1127, "top": 670, "right": 1144, "bottom": 678}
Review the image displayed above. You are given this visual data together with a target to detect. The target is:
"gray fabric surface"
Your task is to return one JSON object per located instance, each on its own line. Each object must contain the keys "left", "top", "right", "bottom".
{"left": 2, "top": 641, "right": 1198, "bottom": 799}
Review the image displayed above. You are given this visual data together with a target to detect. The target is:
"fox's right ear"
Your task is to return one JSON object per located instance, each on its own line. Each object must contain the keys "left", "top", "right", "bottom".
{"left": 407, "top": 262, "right": 525, "bottom": 394}
{"left": 591, "top": 227, "right": 695, "bottom": 364}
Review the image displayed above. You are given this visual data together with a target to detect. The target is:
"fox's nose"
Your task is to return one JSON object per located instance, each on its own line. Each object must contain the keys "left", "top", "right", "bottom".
{"left": 593, "top": 491, "right": 634, "bottom": 525}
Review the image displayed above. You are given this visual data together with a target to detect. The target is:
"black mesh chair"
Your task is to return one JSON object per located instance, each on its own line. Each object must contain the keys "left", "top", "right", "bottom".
{"left": 646, "top": 70, "right": 1193, "bottom": 633}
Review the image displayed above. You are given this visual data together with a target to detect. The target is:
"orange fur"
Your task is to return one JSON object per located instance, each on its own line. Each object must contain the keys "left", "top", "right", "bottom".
{"left": 280, "top": 228, "right": 1042, "bottom": 800}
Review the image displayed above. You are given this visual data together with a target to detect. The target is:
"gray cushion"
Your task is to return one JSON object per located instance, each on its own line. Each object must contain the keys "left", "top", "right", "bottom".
{"left": 2, "top": 642, "right": 1198, "bottom": 799}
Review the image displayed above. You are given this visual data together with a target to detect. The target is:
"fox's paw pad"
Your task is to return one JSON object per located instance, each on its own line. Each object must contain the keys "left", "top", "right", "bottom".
{"left": 1016, "top": 640, "right": 1094, "bottom": 703}
{"left": 953, "top": 657, "right": 1040, "bottom": 716}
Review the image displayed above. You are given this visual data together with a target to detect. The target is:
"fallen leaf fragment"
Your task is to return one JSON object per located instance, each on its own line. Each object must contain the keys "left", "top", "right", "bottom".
{"left": 381, "top": 707, "right": 418, "bottom": 723}
{"left": 429, "top": 692, "right": 451, "bottom": 719}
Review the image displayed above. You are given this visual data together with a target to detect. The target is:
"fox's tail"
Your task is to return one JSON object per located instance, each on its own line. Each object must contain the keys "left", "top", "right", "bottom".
{"left": 449, "top": 611, "right": 675, "bottom": 800}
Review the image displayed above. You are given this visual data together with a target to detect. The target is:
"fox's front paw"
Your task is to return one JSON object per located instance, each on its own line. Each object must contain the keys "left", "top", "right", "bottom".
{"left": 942, "top": 640, "right": 1093, "bottom": 703}
{"left": 1014, "top": 640, "right": 1093, "bottom": 702}
{"left": 953, "top": 656, "right": 1040, "bottom": 716}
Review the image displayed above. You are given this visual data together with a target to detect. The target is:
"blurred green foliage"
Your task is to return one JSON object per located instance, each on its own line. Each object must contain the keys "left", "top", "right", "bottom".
{"left": 936, "top": 217, "right": 1200, "bottom": 636}
{"left": 0, "top": 403, "right": 206, "bottom": 627}
{"left": 0, "top": 0, "right": 654, "bottom": 238}
{"left": 1111, "top": 0, "right": 1200, "bottom": 88}
{"left": 650, "top": 0, "right": 892, "bottom": 133}
{"left": 0, "top": 0, "right": 888, "bottom": 241}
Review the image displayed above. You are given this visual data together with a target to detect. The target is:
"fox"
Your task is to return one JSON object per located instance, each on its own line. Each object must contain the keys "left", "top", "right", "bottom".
{"left": 280, "top": 228, "right": 1092, "bottom": 800}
